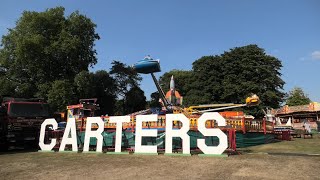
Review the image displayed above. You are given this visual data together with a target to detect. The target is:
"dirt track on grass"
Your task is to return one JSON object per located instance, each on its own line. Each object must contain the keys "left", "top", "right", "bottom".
{"left": 1, "top": 152, "right": 319, "bottom": 180}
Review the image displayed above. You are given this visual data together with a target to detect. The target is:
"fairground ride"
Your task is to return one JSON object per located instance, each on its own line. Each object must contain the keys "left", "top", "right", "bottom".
{"left": 47, "top": 56, "right": 276, "bottom": 153}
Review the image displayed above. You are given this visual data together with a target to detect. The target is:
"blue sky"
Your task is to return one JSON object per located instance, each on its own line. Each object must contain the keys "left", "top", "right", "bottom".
{"left": 1, "top": 1, "right": 319, "bottom": 101}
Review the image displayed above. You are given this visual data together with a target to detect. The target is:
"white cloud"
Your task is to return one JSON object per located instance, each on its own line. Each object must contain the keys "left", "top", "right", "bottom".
{"left": 311, "top": 50, "right": 320, "bottom": 60}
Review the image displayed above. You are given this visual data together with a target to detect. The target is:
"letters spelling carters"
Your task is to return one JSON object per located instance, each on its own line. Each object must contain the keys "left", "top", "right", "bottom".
{"left": 39, "top": 112, "right": 228, "bottom": 155}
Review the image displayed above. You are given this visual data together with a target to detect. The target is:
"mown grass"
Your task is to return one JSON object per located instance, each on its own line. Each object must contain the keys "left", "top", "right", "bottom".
{"left": 242, "top": 133, "right": 320, "bottom": 154}
{"left": 1, "top": 134, "right": 320, "bottom": 179}
{"left": 1, "top": 151, "right": 320, "bottom": 180}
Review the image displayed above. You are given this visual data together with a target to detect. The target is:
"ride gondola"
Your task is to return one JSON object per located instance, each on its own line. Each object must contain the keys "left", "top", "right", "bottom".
{"left": 132, "top": 55, "right": 161, "bottom": 74}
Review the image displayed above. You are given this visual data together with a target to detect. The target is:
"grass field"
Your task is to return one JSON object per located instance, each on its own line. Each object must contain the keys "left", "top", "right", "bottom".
{"left": 243, "top": 133, "right": 320, "bottom": 154}
{"left": 1, "top": 134, "right": 320, "bottom": 180}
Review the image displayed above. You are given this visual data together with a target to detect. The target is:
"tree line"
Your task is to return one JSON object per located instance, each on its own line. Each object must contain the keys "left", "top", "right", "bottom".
{"left": 0, "top": 7, "right": 146, "bottom": 115}
{"left": 159, "top": 45, "right": 312, "bottom": 117}
{"left": 0, "top": 7, "right": 312, "bottom": 117}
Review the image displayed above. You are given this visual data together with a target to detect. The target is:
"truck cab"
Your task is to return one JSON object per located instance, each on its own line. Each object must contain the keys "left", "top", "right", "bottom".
{"left": 0, "top": 97, "right": 49, "bottom": 150}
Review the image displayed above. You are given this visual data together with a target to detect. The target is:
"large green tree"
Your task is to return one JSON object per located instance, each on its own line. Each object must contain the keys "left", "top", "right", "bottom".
{"left": 160, "top": 45, "right": 285, "bottom": 117}
{"left": 286, "top": 87, "right": 311, "bottom": 106}
{"left": 148, "top": 92, "right": 162, "bottom": 108}
{"left": 110, "top": 61, "right": 142, "bottom": 97}
{"left": 125, "top": 86, "right": 147, "bottom": 114}
{"left": 74, "top": 71, "right": 95, "bottom": 98}
{"left": 47, "top": 80, "right": 76, "bottom": 112}
{"left": 0, "top": 7, "right": 100, "bottom": 99}
{"left": 219, "top": 45, "right": 285, "bottom": 116}
{"left": 110, "top": 61, "right": 144, "bottom": 114}
{"left": 74, "top": 70, "right": 117, "bottom": 115}
{"left": 187, "top": 55, "right": 224, "bottom": 106}
{"left": 220, "top": 45, "right": 284, "bottom": 104}
{"left": 92, "top": 70, "right": 117, "bottom": 115}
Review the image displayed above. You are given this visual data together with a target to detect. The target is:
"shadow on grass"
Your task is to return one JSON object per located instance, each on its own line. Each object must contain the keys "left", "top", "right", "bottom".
{"left": 0, "top": 148, "right": 39, "bottom": 155}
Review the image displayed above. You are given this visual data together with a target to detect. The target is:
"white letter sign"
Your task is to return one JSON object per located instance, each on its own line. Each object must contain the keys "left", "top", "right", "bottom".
{"left": 83, "top": 117, "right": 104, "bottom": 153}
{"left": 135, "top": 114, "right": 158, "bottom": 154}
{"left": 39, "top": 118, "right": 57, "bottom": 151}
{"left": 197, "top": 112, "right": 228, "bottom": 155}
{"left": 165, "top": 114, "right": 190, "bottom": 155}
{"left": 109, "top": 116, "right": 130, "bottom": 153}
{"left": 59, "top": 118, "right": 78, "bottom": 152}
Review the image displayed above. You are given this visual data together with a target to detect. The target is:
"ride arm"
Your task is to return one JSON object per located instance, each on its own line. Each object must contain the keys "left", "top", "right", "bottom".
{"left": 151, "top": 73, "right": 171, "bottom": 110}
{"left": 196, "top": 104, "right": 247, "bottom": 114}
{"left": 192, "top": 94, "right": 260, "bottom": 114}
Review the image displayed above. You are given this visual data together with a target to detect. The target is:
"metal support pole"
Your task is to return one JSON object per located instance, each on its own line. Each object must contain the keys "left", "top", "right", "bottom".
{"left": 197, "top": 104, "right": 247, "bottom": 113}
{"left": 150, "top": 73, "right": 170, "bottom": 110}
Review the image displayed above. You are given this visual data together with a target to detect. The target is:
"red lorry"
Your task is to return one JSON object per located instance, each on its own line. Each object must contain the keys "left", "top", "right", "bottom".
{"left": 0, "top": 97, "right": 49, "bottom": 150}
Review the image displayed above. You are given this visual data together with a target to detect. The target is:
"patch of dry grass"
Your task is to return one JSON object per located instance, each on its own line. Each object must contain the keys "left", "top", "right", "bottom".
{"left": 0, "top": 152, "right": 320, "bottom": 180}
